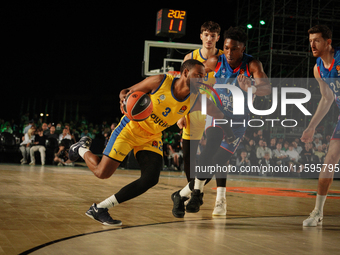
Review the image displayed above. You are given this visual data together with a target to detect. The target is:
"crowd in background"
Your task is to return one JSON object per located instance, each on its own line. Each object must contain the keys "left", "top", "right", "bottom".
{"left": 0, "top": 113, "right": 118, "bottom": 166}
{"left": 162, "top": 129, "right": 332, "bottom": 177}
{"left": 0, "top": 114, "right": 333, "bottom": 177}
{"left": 232, "top": 129, "right": 330, "bottom": 176}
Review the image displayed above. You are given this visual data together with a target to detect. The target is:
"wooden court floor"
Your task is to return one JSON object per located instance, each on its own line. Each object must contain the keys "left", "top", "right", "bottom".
{"left": 0, "top": 163, "right": 340, "bottom": 255}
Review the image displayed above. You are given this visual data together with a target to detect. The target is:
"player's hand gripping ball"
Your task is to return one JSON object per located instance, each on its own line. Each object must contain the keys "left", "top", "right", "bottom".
{"left": 123, "top": 91, "right": 153, "bottom": 121}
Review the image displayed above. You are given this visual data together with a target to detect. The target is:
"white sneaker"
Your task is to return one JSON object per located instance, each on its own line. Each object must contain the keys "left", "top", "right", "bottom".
{"left": 303, "top": 209, "right": 323, "bottom": 227}
{"left": 212, "top": 198, "right": 227, "bottom": 216}
{"left": 29, "top": 162, "right": 35, "bottom": 166}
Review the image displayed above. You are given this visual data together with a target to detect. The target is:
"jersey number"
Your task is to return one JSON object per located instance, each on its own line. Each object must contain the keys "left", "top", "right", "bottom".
{"left": 162, "top": 107, "right": 171, "bottom": 117}
{"left": 204, "top": 73, "right": 209, "bottom": 81}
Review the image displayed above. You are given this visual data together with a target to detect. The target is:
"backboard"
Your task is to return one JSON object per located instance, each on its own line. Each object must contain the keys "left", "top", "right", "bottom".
{"left": 142, "top": 40, "right": 202, "bottom": 77}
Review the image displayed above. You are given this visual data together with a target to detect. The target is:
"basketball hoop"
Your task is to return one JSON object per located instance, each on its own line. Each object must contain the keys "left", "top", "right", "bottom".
{"left": 167, "top": 70, "right": 181, "bottom": 77}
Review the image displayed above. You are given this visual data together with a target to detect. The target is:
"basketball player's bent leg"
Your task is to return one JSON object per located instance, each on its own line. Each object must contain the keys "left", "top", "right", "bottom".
{"left": 84, "top": 116, "right": 158, "bottom": 179}
{"left": 82, "top": 131, "right": 128, "bottom": 179}
{"left": 303, "top": 139, "right": 340, "bottom": 226}
{"left": 84, "top": 151, "right": 162, "bottom": 226}
{"left": 69, "top": 135, "right": 119, "bottom": 178}
{"left": 114, "top": 151, "right": 161, "bottom": 202}
{"left": 83, "top": 153, "right": 120, "bottom": 179}
{"left": 86, "top": 150, "right": 162, "bottom": 225}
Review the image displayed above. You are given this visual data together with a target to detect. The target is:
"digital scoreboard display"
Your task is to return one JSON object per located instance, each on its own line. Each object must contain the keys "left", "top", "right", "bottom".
{"left": 155, "top": 8, "right": 187, "bottom": 38}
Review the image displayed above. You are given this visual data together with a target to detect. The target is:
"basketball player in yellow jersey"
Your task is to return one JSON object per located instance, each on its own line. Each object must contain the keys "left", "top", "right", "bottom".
{"left": 172, "top": 22, "right": 224, "bottom": 218}
{"left": 68, "top": 59, "right": 235, "bottom": 226}
{"left": 181, "top": 21, "right": 223, "bottom": 144}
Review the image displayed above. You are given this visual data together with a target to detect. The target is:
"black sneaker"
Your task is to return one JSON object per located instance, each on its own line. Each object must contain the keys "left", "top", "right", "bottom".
{"left": 171, "top": 190, "right": 188, "bottom": 218}
{"left": 69, "top": 136, "right": 92, "bottom": 162}
{"left": 85, "top": 203, "right": 122, "bottom": 226}
{"left": 186, "top": 189, "right": 202, "bottom": 213}
{"left": 199, "top": 192, "right": 204, "bottom": 206}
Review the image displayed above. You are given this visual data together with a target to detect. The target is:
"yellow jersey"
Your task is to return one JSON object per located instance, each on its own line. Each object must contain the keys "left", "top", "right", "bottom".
{"left": 183, "top": 48, "right": 224, "bottom": 140}
{"left": 139, "top": 74, "right": 197, "bottom": 135}
{"left": 191, "top": 48, "right": 224, "bottom": 81}
{"left": 104, "top": 74, "right": 198, "bottom": 161}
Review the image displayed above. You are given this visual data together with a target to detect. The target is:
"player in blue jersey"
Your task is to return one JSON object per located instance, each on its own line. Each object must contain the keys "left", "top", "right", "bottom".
{"left": 301, "top": 25, "right": 340, "bottom": 227}
{"left": 172, "top": 27, "right": 271, "bottom": 217}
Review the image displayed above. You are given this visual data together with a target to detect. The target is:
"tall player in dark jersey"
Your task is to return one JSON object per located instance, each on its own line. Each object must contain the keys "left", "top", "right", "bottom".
{"left": 171, "top": 27, "right": 271, "bottom": 217}
{"left": 301, "top": 25, "right": 340, "bottom": 227}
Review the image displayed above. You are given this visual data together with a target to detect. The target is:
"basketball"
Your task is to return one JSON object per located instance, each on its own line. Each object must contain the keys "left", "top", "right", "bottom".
{"left": 123, "top": 91, "right": 153, "bottom": 121}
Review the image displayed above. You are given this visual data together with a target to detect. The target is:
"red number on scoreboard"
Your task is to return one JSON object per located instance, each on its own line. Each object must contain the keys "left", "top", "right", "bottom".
{"left": 169, "top": 19, "right": 174, "bottom": 30}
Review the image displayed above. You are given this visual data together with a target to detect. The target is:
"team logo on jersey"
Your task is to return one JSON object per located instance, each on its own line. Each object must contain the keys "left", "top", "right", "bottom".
{"left": 240, "top": 69, "right": 245, "bottom": 75}
{"left": 336, "top": 65, "right": 340, "bottom": 76}
{"left": 152, "top": 141, "right": 158, "bottom": 147}
{"left": 157, "top": 94, "right": 166, "bottom": 104}
{"left": 178, "top": 105, "right": 187, "bottom": 114}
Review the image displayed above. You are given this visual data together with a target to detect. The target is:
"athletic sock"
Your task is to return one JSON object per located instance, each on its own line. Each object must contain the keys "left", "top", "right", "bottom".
{"left": 79, "top": 147, "right": 90, "bottom": 159}
{"left": 194, "top": 178, "right": 205, "bottom": 192}
{"left": 97, "top": 194, "right": 119, "bottom": 209}
{"left": 216, "top": 187, "right": 226, "bottom": 201}
{"left": 179, "top": 183, "right": 192, "bottom": 198}
{"left": 315, "top": 194, "right": 327, "bottom": 214}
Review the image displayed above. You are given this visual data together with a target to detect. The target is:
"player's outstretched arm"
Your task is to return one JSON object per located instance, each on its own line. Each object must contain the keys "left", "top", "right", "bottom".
{"left": 119, "top": 74, "right": 165, "bottom": 114}
{"left": 301, "top": 64, "right": 334, "bottom": 143}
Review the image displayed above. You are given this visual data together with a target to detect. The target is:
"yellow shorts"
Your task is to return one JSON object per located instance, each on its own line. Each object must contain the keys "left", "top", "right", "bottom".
{"left": 103, "top": 116, "right": 163, "bottom": 162}
{"left": 182, "top": 111, "right": 206, "bottom": 140}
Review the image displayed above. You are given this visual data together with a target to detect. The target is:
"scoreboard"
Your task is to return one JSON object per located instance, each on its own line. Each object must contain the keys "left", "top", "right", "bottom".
{"left": 155, "top": 8, "right": 187, "bottom": 38}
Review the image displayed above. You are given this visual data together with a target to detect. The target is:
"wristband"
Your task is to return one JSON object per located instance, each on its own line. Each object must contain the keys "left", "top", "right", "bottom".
{"left": 250, "top": 78, "right": 257, "bottom": 94}
{"left": 251, "top": 85, "right": 257, "bottom": 94}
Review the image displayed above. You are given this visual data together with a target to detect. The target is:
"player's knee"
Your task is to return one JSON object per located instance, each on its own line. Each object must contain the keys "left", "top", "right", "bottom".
{"left": 150, "top": 175, "right": 159, "bottom": 187}
{"left": 94, "top": 166, "right": 116, "bottom": 179}
{"left": 325, "top": 152, "right": 340, "bottom": 165}
{"left": 142, "top": 174, "right": 159, "bottom": 189}
{"left": 95, "top": 171, "right": 112, "bottom": 179}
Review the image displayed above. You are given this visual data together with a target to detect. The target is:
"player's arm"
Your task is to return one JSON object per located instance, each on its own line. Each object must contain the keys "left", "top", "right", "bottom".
{"left": 177, "top": 52, "right": 194, "bottom": 129}
{"left": 203, "top": 55, "right": 218, "bottom": 73}
{"left": 238, "top": 59, "right": 271, "bottom": 96}
{"left": 301, "top": 64, "right": 334, "bottom": 143}
{"left": 119, "top": 74, "right": 165, "bottom": 113}
{"left": 177, "top": 116, "right": 187, "bottom": 129}
{"left": 191, "top": 95, "right": 236, "bottom": 143}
